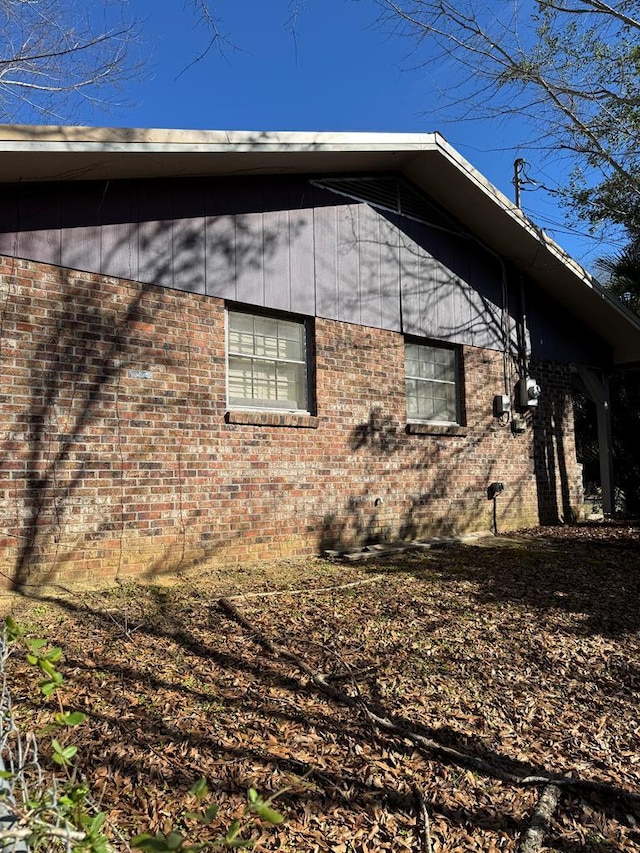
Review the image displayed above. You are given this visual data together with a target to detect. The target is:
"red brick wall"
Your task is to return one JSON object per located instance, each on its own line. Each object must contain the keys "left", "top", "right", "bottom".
{"left": 0, "top": 257, "right": 583, "bottom": 589}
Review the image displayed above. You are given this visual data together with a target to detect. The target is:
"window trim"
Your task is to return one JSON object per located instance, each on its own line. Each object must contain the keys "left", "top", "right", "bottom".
{"left": 404, "top": 338, "right": 462, "bottom": 427}
{"left": 225, "top": 305, "right": 313, "bottom": 415}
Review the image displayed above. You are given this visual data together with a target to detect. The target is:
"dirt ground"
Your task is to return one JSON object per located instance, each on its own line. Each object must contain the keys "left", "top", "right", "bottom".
{"left": 4, "top": 522, "right": 640, "bottom": 852}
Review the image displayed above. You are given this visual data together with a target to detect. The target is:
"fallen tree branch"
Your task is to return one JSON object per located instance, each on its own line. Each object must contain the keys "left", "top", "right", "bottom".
{"left": 414, "top": 787, "right": 434, "bottom": 853}
{"left": 516, "top": 784, "right": 562, "bottom": 853}
{"left": 217, "top": 598, "right": 640, "bottom": 805}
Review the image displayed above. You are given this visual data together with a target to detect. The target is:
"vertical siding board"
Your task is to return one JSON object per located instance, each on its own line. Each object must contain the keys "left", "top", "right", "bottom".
{"left": 101, "top": 222, "right": 139, "bottom": 283}
{"left": 16, "top": 188, "right": 61, "bottom": 267}
{"left": 0, "top": 175, "right": 585, "bottom": 361}
{"left": 335, "top": 203, "right": 360, "bottom": 324}
{"left": 61, "top": 186, "right": 101, "bottom": 274}
{"left": 313, "top": 202, "right": 338, "bottom": 320}
{"left": 263, "top": 203, "right": 291, "bottom": 311}
{"left": 358, "top": 205, "right": 383, "bottom": 329}
{"left": 234, "top": 184, "right": 265, "bottom": 308}
{"left": 100, "top": 184, "right": 140, "bottom": 281}
{"left": 424, "top": 230, "right": 460, "bottom": 343}
{"left": 0, "top": 195, "right": 18, "bottom": 257}
{"left": 452, "top": 240, "right": 485, "bottom": 348}
{"left": 465, "top": 248, "right": 502, "bottom": 350}
{"left": 100, "top": 182, "right": 139, "bottom": 281}
{"left": 447, "top": 238, "right": 473, "bottom": 344}
{"left": 442, "top": 234, "right": 462, "bottom": 343}
{"left": 420, "top": 252, "right": 441, "bottom": 339}
{"left": 205, "top": 179, "right": 237, "bottom": 300}
{"left": 138, "top": 187, "right": 173, "bottom": 289}
{"left": 100, "top": 187, "right": 139, "bottom": 283}
{"left": 378, "top": 215, "right": 402, "bottom": 333}
{"left": 172, "top": 184, "right": 205, "bottom": 295}
{"left": 205, "top": 214, "right": 237, "bottom": 299}
{"left": 399, "top": 228, "right": 422, "bottom": 337}
{"left": 289, "top": 204, "right": 315, "bottom": 316}
{"left": 61, "top": 224, "right": 102, "bottom": 274}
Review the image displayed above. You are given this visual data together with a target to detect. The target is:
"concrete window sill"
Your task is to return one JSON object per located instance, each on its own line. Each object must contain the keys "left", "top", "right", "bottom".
{"left": 405, "top": 423, "right": 467, "bottom": 437}
{"left": 225, "top": 410, "right": 319, "bottom": 429}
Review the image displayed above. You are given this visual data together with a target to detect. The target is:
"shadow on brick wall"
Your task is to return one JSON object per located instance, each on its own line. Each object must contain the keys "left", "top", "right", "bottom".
{"left": 1, "top": 204, "right": 298, "bottom": 592}
{"left": 317, "top": 405, "right": 537, "bottom": 555}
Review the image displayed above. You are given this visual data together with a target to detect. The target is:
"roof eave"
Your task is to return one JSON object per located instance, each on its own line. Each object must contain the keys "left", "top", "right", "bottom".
{"left": 2, "top": 125, "right": 640, "bottom": 366}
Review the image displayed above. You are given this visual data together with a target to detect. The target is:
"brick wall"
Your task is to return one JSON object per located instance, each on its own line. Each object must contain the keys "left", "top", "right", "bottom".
{"left": 0, "top": 257, "right": 583, "bottom": 589}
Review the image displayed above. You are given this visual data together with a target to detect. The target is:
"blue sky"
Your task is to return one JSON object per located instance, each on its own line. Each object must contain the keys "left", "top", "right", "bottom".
{"left": 74, "top": 1, "right": 623, "bottom": 271}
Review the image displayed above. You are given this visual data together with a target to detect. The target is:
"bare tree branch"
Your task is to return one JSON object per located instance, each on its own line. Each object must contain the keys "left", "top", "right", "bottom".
{"left": 374, "top": 0, "right": 640, "bottom": 231}
{"left": 0, "top": 0, "right": 144, "bottom": 121}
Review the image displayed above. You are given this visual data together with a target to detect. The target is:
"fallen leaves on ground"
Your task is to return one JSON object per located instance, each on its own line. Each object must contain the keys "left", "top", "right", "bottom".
{"left": 4, "top": 522, "right": 640, "bottom": 851}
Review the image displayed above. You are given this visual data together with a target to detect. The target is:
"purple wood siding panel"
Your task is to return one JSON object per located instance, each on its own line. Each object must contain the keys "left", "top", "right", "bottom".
{"left": 61, "top": 188, "right": 101, "bottom": 273}
{"left": 102, "top": 222, "right": 139, "bottom": 281}
{"left": 138, "top": 187, "right": 173, "bottom": 289}
{"left": 289, "top": 205, "right": 315, "bottom": 316}
{"left": 16, "top": 230, "right": 61, "bottom": 268}
{"left": 378, "top": 217, "right": 401, "bottom": 331}
{"left": 205, "top": 215, "right": 236, "bottom": 299}
{"left": 0, "top": 175, "right": 609, "bottom": 364}
{"left": 0, "top": 197, "right": 18, "bottom": 256}
{"left": 234, "top": 210, "right": 265, "bottom": 307}
{"left": 313, "top": 204, "right": 339, "bottom": 320}
{"left": 61, "top": 225, "right": 102, "bottom": 274}
{"left": 204, "top": 183, "right": 236, "bottom": 299}
{"left": 335, "top": 204, "right": 360, "bottom": 323}
{"left": 462, "top": 247, "right": 505, "bottom": 351}
{"left": 173, "top": 216, "right": 205, "bottom": 294}
{"left": 397, "top": 217, "right": 506, "bottom": 350}
{"left": 15, "top": 190, "right": 61, "bottom": 267}
{"left": 399, "top": 229, "right": 424, "bottom": 338}
{"left": 526, "top": 283, "right": 610, "bottom": 364}
{"left": 172, "top": 185, "right": 205, "bottom": 295}
{"left": 264, "top": 182, "right": 292, "bottom": 311}
{"left": 234, "top": 185, "right": 266, "bottom": 307}
{"left": 138, "top": 219, "right": 173, "bottom": 288}
{"left": 358, "top": 204, "right": 383, "bottom": 329}
{"left": 263, "top": 206, "right": 291, "bottom": 312}
{"left": 100, "top": 187, "right": 139, "bottom": 282}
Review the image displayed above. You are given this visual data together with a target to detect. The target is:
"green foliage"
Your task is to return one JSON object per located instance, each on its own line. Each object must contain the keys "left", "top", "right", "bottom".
{"left": 5, "top": 619, "right": 112, "bottom": 852}
{"left": 55, "top": 710, "right": 88, "bottom": 727}
{"left": 5, "top": 618, "right": 286, "bottom": 853}
{"left": 246, "top": 788, "right": 284, "bottom": 825}
{"left": 131, "top": 779, "right": 285, "bottom": 852}
{"left": 51, "top": 738, "right": 79, "bottom": 767}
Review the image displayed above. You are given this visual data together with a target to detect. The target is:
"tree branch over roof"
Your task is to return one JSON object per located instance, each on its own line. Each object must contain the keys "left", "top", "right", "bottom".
{"left": 375, "top": 0, "right": 640, "bottom": 233}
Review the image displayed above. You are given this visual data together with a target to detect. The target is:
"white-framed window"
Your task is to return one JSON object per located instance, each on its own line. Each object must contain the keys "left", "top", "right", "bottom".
{"left": 226, "top": 308, "right": 310, "bottom": 412}
{"left": 405, "top": 341, "right": 459, "bottom": 424}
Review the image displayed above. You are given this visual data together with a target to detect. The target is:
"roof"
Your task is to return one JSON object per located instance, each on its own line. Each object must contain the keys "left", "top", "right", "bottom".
{"left": 2, "top": 124, "right": 640, "bottom": 367}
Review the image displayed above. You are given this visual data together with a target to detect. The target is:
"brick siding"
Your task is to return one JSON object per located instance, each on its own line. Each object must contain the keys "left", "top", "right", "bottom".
{"left": 0, "top": 257, "right": 583, "bottom": 589}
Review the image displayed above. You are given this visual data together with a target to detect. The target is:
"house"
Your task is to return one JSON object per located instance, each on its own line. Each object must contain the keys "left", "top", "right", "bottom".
{"left": 1, "top": 126, "right": 639, "bottom": 590}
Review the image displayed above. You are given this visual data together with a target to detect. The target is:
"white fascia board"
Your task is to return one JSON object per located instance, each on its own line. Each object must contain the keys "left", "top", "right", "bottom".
{"left": 0, "top": 125, "right": 440, "bottom": 153}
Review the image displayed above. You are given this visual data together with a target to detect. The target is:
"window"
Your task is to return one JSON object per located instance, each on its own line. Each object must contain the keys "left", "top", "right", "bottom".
{"left": 405, "top": 341, "right": 459, "bottom": 424}
{"left": 227, "top": 309, "right": 310, "bottom": 411}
